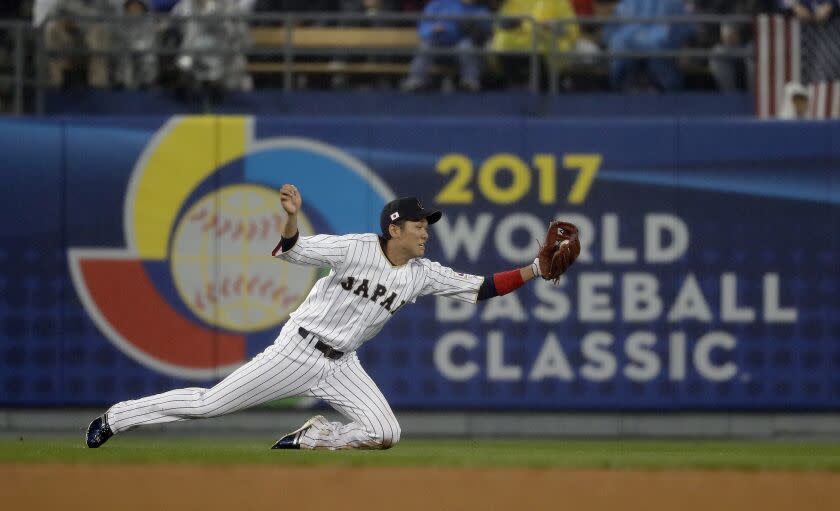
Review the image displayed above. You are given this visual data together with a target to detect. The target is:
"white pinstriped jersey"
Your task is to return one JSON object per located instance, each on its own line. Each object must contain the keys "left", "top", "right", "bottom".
{"left": 274, "top": 233, "right": 484, "bottom": 352}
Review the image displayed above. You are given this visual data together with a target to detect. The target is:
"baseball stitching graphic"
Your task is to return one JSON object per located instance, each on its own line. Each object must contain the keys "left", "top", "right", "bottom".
{"left": 170, "top": 184, "right": 315, "bottom": 332}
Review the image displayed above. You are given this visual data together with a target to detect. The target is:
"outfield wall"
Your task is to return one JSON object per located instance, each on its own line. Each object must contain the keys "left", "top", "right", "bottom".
{"left": 0, "top": 116, "right": 838, "bottom": 411}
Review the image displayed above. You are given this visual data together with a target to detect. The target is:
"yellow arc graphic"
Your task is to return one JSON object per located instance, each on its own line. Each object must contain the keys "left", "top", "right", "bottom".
{"left": 129, "top": 116, "right": 249, "bottom": 260}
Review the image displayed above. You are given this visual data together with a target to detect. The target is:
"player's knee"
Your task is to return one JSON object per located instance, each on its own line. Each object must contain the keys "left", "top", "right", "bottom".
{"left": 389, "top": 423, "right": 402, "bottom": 448}
{"left": 370, "top": 422, "right": 401, "bottom": 450}
{"left": 181, "top": 388, "right": 217, "bottom": 417}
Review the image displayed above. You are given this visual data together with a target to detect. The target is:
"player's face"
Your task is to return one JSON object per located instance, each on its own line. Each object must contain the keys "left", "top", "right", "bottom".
{"left": 396, "top": 219, "right": 429, "bottom": 258}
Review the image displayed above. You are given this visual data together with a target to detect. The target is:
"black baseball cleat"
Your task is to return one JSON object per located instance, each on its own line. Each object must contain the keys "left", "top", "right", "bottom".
{"left": 271, "top": 415, "right": 324, "bottom": 449}
{"left": 86, "top": 415, "right": 113, "bottom": 448}
{"left": 271, "top": 428, "right": 308, "bottom": 450}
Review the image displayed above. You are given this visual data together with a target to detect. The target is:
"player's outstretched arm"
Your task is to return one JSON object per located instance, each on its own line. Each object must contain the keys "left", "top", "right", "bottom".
{"left": 476, "top": 265, "right": 535, "bottom": 301}
{"left": 279, "top": 183, "right": 301, "bottom": 238}
{"left": 476, "top": 220, "right": 580, "bottom": 301}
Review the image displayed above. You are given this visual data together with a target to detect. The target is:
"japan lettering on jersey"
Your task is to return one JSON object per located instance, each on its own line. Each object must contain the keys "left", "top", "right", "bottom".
{"left": 273, "top": 233, "right": 483, "bottom": 352}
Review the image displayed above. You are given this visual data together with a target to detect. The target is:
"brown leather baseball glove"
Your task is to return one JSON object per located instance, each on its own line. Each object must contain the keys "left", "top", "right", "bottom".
{"left": 536, "top": 220, "right": 580, "bottom": 282}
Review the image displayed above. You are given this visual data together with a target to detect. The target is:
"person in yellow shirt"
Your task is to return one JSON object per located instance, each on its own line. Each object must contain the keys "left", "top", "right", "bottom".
{"left": 489, "top": 0, "right": 580, "bottom": 88}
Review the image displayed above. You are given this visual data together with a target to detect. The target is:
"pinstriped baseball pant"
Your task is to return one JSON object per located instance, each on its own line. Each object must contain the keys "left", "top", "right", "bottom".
{"left": 106, "top": 322, "right": 401, "bottom": 450}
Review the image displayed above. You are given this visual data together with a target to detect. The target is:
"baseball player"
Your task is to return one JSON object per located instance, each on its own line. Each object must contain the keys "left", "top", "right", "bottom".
{"left": 86, "top": 183, "right": 579, "bottom": 449}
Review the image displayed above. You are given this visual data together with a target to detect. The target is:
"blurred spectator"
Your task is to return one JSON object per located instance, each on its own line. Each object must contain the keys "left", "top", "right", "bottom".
{"left": 784, "top": 0, "right": 836, "bottom": 23}
{"left": 170, "top": 0, "right": 252, "bottom": 95}
{"left": 693, "top": 1, "right": 782, "bottom": 92}
{"left": 113, "top": 0, "right": 158, "bottom": 89}
{"left": 33, "top": 1, "right": 60, "bottom": 28}
{"left": 488, "top": 0, "right": 580, "bottom": 89}
{"left": 234, "top": 0, "right": 256, "bottom": 90}
{"left": 402, "top": 0, "right": 491, "bottom": 92}
{"left": 708, "top": 21, "right": 747, "bottom": 91}
{"left": 692, "top": 1, "right": 757, "bottom": 92}
{"left": 784, "top": 0, "right": 840, "bottom": 82}
{"left": 603, "top": 0, "right": 695, "bottom": 91}
{"left": 570, "top": 0, "right": 593, "bottom": 16}
{"left": 777, "top": 80, "right": 811, "bottom": 118}
{"left": 237, "top": 0, "right": 258, "bottom": 13}
{"left": 42, "top": 0, "right": 117, "bottom": 88}
{"left": 571, "top": 0, "right": 599, "bottom": 56}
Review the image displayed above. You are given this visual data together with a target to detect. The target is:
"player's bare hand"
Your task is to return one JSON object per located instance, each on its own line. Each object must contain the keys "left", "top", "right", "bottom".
{"left": 280, "top": 184, "right": 302, "bottom": 215}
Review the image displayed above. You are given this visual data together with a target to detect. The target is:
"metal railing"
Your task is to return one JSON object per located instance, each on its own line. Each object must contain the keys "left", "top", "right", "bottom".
{"left": 0, "top": 12, "right": 756, "bottom": 115}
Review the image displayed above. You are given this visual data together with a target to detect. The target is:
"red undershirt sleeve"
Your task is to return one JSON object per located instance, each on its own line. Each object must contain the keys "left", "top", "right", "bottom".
{"left": 476, "top": 268, "right": 525, "bottom": 301}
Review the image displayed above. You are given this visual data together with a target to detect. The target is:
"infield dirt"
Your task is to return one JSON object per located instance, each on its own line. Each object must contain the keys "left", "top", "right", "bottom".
{"left": 4, "top": 465, "right": 839, "bottom": 511}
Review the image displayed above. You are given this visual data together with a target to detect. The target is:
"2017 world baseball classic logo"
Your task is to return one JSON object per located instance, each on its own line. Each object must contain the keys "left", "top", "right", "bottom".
{"left": 68, "top": 116, "right": 394, "bottom": 379}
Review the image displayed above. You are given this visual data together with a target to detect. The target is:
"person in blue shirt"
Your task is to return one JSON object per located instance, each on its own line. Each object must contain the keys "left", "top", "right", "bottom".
{"left": 603, "top": 0, "right": 695, "bottom": 91}
{"left": 402, "top": 0, "right": 491, "bottom": 92}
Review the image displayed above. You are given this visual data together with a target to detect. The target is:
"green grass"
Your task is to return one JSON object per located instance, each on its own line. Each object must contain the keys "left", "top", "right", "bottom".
{"left": 2, "top": 437, "right": 840, "bottom": 471}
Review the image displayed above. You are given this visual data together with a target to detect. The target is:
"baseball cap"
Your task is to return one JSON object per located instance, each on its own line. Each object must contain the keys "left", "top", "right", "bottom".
{"left": 380, "top": 197, "right": 442, "bottom": 236}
